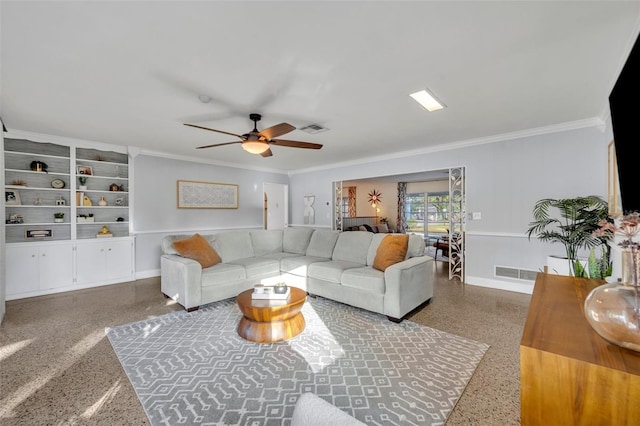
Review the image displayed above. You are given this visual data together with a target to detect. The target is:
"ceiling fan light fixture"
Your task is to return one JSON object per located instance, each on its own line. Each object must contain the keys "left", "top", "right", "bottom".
{"left": 410, "top": 89, "right": 446, "bottom": 112}
{"left": 242, "top": 141, "right": 270, "bottom": 154}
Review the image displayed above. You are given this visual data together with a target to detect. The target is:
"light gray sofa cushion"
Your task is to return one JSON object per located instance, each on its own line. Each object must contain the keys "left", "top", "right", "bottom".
{"left": 250, "top": 230, "right": 283, "bottom": 256}
{"left": 283, "top": 228, "right": 315, "bottom": 255}
{"left": 306, "top": 229, "right": 339, "bottom": 258}
{"left": 213, "top": 231, "right": 254, "bottom": 262}
{"left": 341, "top": 267, "right": 385, "bottom": 293}
{"left": 201, "top": 263, "right": 246, "bottom": 287}
{"left": 227, "top": 257, "right": 280, "bottom": 279}
{"left": 366, "top": 233, "right": 388, "bottom": 265}
{"left": 407, "top": 234, "right": 426, "bottom": 258}
{"left": 307, "top": 260, "right": 363, "bottom": 283}
{"left": 332, "top": 231, "right": 373, "bottom": 264}
{"left": 281, "top": 255, "right": 331, "bottom": 276}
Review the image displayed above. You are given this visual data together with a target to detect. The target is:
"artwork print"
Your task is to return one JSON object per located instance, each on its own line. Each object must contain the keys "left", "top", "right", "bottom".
{"left": 177, "top": 180, "right": 238, "bottom": 209}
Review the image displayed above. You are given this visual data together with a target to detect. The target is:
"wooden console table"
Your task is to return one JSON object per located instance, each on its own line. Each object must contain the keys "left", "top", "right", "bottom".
{"left": 520, "top": 273, "right": 640, "bottom": 425}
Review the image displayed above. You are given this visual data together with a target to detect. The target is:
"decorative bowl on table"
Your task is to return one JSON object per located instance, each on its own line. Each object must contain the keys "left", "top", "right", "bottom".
{"left": 274, "top": 283, "right": 288, "bottom": 294}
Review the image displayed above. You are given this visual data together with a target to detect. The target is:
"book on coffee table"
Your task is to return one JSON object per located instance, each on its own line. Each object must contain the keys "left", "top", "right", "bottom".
{"left": 251, "top": 286, "right": 290, "bottom": 300}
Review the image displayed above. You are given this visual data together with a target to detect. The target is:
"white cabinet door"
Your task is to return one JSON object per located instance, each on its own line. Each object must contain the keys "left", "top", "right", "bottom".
{"left": 76, "top": 242, "right": 107, "bottom": 285}
{"left": 38, "top": 244, "right": 74, "bottom": 290}
{"left": 76, "top": 238, "right": 134, "bottom": 285}
{"left": 5, "top": 246, "right": 39, "bottom": 296}
{"left": 5, "top": 242, "right": 74, "bottom": 297}
{"left": 105, "top": 239, "right": 133, "bottom": 281}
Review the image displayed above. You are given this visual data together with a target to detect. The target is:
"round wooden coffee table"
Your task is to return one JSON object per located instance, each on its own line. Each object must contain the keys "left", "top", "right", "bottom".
{"left": 236, "top": 287, "right": 307, "bottom": 343}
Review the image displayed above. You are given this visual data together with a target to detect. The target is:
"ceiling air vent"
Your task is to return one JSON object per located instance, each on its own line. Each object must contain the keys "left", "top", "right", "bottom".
{"left": 299, "top": 124, "right": 329, "bottom": 134}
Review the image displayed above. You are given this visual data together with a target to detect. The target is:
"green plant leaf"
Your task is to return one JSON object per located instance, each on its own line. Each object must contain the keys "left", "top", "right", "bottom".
{"left": 588, "top": 248, "right": 599, "bottom": 279}
{"left": 573, "top": 259, "right": 587, "bottom": 277}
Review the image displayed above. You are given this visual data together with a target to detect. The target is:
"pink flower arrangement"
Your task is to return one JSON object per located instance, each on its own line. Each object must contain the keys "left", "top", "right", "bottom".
{"left": 594, "top": 212, "right": 640, "bottom": 248}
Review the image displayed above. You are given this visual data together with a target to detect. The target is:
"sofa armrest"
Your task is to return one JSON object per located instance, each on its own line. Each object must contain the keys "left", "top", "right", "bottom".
{"left": 383, "top": 256, "right": 434, "bottom": 319}
{"left": 161, "top": 254, "right": 203, "bottom": 310}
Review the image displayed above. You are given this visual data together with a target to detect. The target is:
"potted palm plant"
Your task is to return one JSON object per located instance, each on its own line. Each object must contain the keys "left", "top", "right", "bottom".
{"left": 526, "top": 195, "right": 611, "bottom": 278}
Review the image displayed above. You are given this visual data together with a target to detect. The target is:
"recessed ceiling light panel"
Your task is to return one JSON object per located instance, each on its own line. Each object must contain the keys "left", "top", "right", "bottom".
{"left": 410, "top": 89, "right": 446, "bottom": 112}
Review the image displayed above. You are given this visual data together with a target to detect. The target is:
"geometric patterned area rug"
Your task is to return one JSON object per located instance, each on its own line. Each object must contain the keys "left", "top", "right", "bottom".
{"left": 107, "top": 296, "right": 489, "bottom": 426}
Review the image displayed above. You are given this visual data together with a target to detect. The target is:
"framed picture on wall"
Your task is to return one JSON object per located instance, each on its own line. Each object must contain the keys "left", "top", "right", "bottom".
{"left": 177, "top": 180, "right": 238, "bottom": 209}
{"left": 76, "top": 165, "right": 93, "bottom": 176}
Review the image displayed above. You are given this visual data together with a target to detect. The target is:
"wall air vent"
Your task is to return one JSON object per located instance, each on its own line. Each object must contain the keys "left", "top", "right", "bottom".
{"left": 495, "top": 266, "right": 538, "bottom": 281}
{"left": 299, "top": 124, "right": 329, "bottom": 134}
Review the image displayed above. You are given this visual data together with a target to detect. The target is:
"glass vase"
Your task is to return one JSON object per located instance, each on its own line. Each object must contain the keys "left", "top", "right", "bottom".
{"left": 584, "top": 247, "right": 640, "bottom": 352}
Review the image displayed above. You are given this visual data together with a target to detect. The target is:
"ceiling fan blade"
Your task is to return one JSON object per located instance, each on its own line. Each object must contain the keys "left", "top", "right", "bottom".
{"left": 258, "top": 123, "right": 295, "bottom": 140}
{"left": 270, "top": 139, "right": 323, "bottom": 150}
{"left": 184, "top": 123, "right": 245, "bottom": 140}
{"left": 196, "top": 141, "right": 242, "bottom": 149}
{"left": 260, "top": 148, "right": 273, "bottom": 158}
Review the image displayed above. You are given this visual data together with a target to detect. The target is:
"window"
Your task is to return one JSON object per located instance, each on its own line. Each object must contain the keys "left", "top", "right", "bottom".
{"left": 426, "top": 193, "right": 450, "bottom": 238}
{"left": 406, "top": 192, "right": 458, "bottom": 239}
{"left": 405, "top": 193, "right": 425, "bottom": 235}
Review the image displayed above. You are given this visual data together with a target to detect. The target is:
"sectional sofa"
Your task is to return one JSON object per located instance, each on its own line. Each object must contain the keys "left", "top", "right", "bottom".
{"left": 160, "top": 228, "right": 434, "bottom": 321}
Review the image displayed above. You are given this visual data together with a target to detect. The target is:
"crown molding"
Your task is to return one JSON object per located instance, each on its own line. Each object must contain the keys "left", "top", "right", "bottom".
{"left": 289, "top": 117, "right": 604, "bottom": 176}
{"left": 3, "top": 128, "right": 289, "bottom": 175}
{"left": 136, "top": 147, "right": 289, "bottom": 175}
{"left": 4, "top": 129, "right": 128, "bottom": 154}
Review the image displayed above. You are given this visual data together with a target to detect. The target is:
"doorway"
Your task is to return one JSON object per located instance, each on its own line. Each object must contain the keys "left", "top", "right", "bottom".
{"left": 263, "top": 183, "right": 288, "bottom": 230}
{"left": 333, "top": 166, "right": 466, "bottom": 282}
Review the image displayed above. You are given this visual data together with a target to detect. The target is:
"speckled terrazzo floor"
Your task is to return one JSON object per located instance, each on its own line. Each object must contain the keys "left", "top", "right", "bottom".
{"left": 0, "top": 264, "right": 531, "bottom": 425}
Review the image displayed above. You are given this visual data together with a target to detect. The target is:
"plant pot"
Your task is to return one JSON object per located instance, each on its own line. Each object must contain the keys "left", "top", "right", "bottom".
{"left": 79, "top": 185, "right": 87, "bottom": 190}
{"left": 546, "top": 255, "right": 587, "bottom": 277}
{"left": 54, "top": 218, "right": 64, "bottom": 223}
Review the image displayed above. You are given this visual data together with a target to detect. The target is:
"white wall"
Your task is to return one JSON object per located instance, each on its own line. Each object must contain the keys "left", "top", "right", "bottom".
{"left": 289, "top": 122, "right": 611, "bottom": 294}
{"left": 1, "top": 126, "right": 5, "bottom": 322}
{"left": 133, "top": 154, "right": 289, "bottom": 276}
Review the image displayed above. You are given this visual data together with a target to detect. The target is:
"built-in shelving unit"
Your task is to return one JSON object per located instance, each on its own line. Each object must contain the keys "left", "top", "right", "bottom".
{"left": 4, "top": 139, "right": 72, "bottom": 242}
{"left": 75, "top": 147, "right": 129, "bottom": 239}
{"left": 3, "top": 137, "right": 134, "bottom": 300}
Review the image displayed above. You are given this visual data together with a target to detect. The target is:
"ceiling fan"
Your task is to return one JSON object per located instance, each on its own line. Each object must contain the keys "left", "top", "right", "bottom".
{"left": 184, "top": 113, "right": 323, "bottom": 157}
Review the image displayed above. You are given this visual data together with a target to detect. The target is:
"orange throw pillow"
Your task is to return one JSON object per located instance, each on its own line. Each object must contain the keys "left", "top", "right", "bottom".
{"left": 172, "top": 234, "right": 221, "bottom": 268}
{"left": 373, "top": 234, "right": 409, "bottom": 271}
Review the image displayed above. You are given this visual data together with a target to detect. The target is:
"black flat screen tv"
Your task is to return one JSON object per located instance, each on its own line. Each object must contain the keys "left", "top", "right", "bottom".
{"left": 609, "top": 32, "right": 640, "bottom": 214}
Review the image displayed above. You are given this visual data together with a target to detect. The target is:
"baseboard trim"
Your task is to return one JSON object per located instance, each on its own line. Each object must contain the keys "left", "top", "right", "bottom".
{"left": 465, "top": 275, "right": 534, "bottom": 295}
{"left": 136, "top": 269, "right": 160, "bottom": 280}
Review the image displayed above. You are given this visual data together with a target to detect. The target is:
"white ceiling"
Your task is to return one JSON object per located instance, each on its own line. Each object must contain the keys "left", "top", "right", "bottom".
{"left": 2, "top": 1, "right": 640, "bottom": 173}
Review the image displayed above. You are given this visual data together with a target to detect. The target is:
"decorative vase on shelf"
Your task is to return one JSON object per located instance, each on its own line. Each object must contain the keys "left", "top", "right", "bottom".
{"left": 584, "top": 247, "right": 640, "bottom": 352}
{"left": 98, "top": 196, "right": 107, "bottom": 206}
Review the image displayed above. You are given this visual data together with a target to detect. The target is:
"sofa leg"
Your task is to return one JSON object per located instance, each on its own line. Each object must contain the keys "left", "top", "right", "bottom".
{"left": 307, "top": 293, "right": 317, "bottom": 298}
{"left": 187, "top": 306, "right": 199, "bottom": 312}
{"left": 387, "top": 316, "right": 403, "bottom": 323}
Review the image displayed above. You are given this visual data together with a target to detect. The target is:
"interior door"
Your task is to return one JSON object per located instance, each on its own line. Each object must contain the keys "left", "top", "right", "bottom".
{"left": 263, "top": 183, "right": 288, "bottom": 230}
